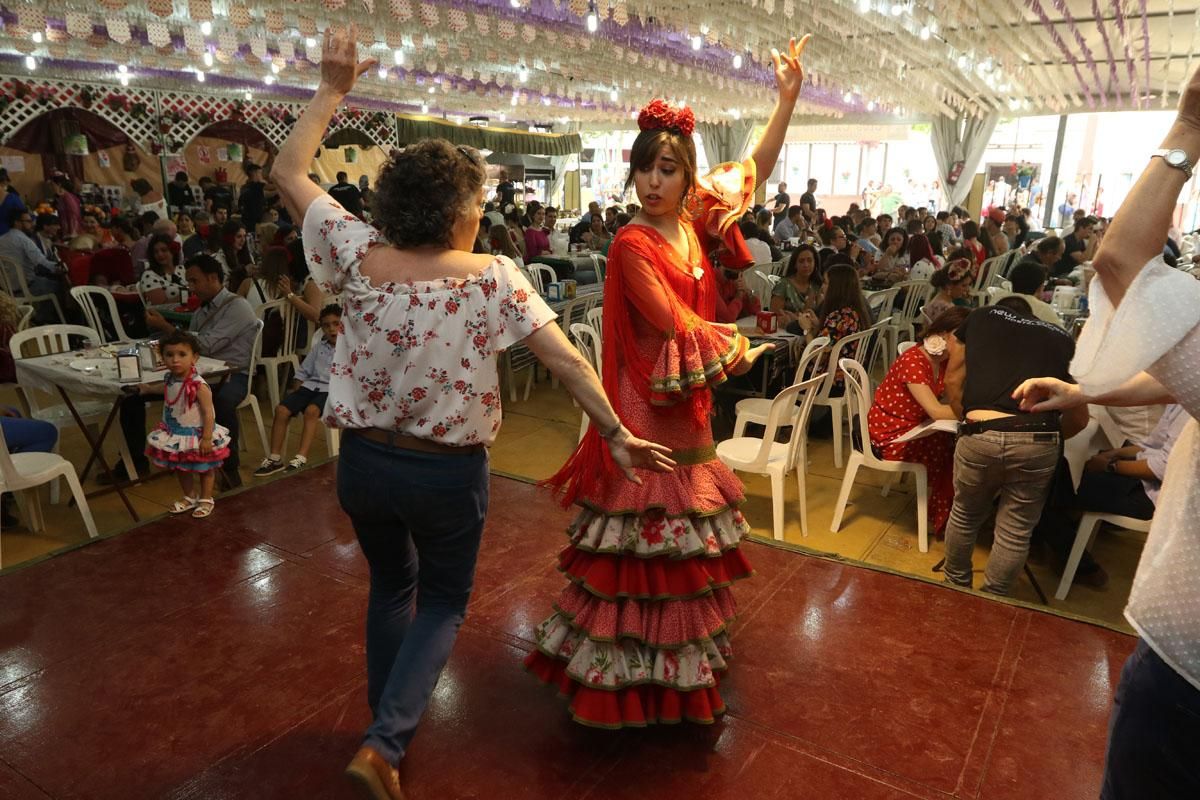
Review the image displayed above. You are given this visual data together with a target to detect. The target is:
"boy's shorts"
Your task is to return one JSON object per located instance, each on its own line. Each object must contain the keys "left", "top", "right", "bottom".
{"left": 280, "top": 386, "right": 328, "bottom": 417}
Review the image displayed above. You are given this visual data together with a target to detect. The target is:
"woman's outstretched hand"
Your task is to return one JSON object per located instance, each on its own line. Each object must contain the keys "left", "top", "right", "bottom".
{"left": 1011, "top": 377, "right": 1084, "bottom": 412}
{"left": 320, "top": 25, "right": 378, "bottom": 97}
{"left": 771, "top": 35, "right": 812, "bottom": 103}
{"left": 605, "top": 428, "right": 676, "bottom": 484}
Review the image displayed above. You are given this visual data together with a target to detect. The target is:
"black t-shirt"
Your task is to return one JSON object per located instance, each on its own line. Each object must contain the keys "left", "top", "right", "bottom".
{"left": 167, "top": 182, "right": 193, "bottom": 210}
{"left": 1054, "top": 233, "right": 1086, "bottom": 277}
{"left": 772, "top": 191, "right": 790, "bottom": 224}
{"left": 237, "top": 181, "right": 266, "bottom": 226}
{"left": 204, "top": 184, "right": 234, "bottom": 212}
{"left": 328, "top": 181, "right": 364, "bottom": 217}
{"left": 800, "top": 191, "right": 816, "bottom": 214}
{"left": 955, "top": 306, "right": 1074, "bottom": 416}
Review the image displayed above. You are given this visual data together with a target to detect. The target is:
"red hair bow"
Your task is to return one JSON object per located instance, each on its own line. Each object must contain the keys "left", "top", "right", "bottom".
{"left": 637, "top": 99, "right": 695, "bottom": 138}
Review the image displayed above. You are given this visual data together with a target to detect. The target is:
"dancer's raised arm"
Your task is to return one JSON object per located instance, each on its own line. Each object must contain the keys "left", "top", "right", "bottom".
{"left": 1092, "top": 65, "right": 1200, "bottom": 306}
{"left": 751, "top": 35, "right": 811, "bottom": 187}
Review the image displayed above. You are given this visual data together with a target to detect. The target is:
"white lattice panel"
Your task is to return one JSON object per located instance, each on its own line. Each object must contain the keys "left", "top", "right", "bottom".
{"left": 0, "top": 76, "right": 160, "bottom": 149}
{"left": 327, "top": 106, "right": 398, "bottom": 149}
{"left": 157, "top": 90, "right": 306, "bottom": 151}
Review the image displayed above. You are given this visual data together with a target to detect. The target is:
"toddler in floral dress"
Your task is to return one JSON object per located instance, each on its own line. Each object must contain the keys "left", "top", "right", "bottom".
{"left": 137, "top": 330, "right": 231, "bottom": 518}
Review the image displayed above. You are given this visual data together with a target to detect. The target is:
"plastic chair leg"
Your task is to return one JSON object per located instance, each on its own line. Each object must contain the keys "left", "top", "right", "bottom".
{"left": 24, "top": 489, "right": 45, "bottom": 533}
{"left": 578, "top": 413, "right": 588, "bottom": 442}
{"left": 795, "top": 466, "right": 808, "bottom": 537}
{"left": 914, "top": 468, "right": 929, "bottom": 553}
{"left": 769, "top": 468, "right": 785, "bottom": 541}
{"left": 63, "top": 469, "right": 99, "bottom": 539}
{"left": 830, "top": 453, "right": 862, "bottom": 532}
{"left": 326, "top": 426, "right": 340, "bottom": 457}
{"left": 831, "top": 401, "right": 844, "bottom": 469}
{"left": 1055, "top": 513, "right": 1100, "bottom": 600}
{"left": 732, "top": 415, "right": 750, "bottom": 438}
{"left": 266, "top": 364, "right": 282, "bottom": 409}
{"left": 249, "top": 400, "right": 269, "bottom": 454}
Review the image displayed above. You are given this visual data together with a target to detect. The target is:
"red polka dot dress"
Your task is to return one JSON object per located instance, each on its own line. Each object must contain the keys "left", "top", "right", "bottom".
{"left": 866, "top": 345, "right": 955, "bottom": 534}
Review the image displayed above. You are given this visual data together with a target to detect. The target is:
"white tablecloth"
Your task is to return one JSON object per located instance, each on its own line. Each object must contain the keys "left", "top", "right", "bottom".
{"left": 17, "top": 352, "right": 231, "bottom": 399}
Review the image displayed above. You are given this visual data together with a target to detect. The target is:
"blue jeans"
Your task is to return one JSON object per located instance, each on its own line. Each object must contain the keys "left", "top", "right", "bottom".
{"left": 336, "top": 431, "right": 489, "bottom": 765}
{"left": 1, "top": 415, "right": 58, "bottom": 453}
{"left": 1102, "top": 639, "right": 1200, "bottom": 799}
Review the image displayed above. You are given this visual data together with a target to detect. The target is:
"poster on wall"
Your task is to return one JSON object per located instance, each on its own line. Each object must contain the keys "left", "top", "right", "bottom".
{"left": 0, "top": 156, "right": 24, "bottom": 173}
{"left": 64, "top": 134, "right": 89, "bottom": 156}
{"left": 216, "top": 147, "right": 229, "bottom": 162}
{"left": 198, "top": 145, "right": 211, "bottom": 164}
{"left": 167, "top": 156, "right": 187, "bottom": 176}
{"left": 97, "top": 151, "right": 110, "bottom": 169}
{"left": 226, "top": 143, "right": 243, "bottom": 162}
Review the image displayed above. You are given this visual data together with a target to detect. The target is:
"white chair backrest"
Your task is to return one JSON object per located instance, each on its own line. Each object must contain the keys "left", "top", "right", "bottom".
{"left": 867, "top": 286, "right": 900, "bottom": 318}
{"left": 586, "top": 305, "right": 603, "bottom": 332}
{"left": 529, "top": 264, "right": 557, "bottom": 295}
{"left": 975, "top": 254, "right": 1005, "bottom": 293}
{"left": 569, "top": 322, "right": 603, "bottom": 378}
{"left": 589, "top": 253, "right": 607, "bottom": 280}
{"left": 898, "top": 340, "right": 917, "bottom": 356}
{"left": 895, "top": 280, "right": 934, "bottom": 327}
{"left": 256, "top": 298, "right": 301, "bottom": 359}
{"left": 815, "top": 327, "right": 874, "bottom": 401}
{"left": 985, "top": 286, "right": 1007, "bottom": 305}
{"left": 862, "top": 315, "right": 893, "bottom": 377}
{"left": 69, "top": 286, "right": 128, "bottom": 344}
{"left": 740, "top": 374, "right": 826, "bottom": 472}
{"left": 556, "top": 296, "right": 586, "bottom": 332}
{"left": 794, "top": 335, "right": 830, "bottom": 383}
{"left": 745, "top": 270, "right": 779, "bottom": 306}
{"left": 15, "top": 304, "right": 34, "bottom": 332}
{"left": 0, "top": 415, "right": 19, "bottom": 485}
{"left": 840, "top": 358, "right": 881, "bottom": 465}
{"left": 10, "top": 324, "right": 100, "bottom": 360}
{"left": 767, "top": 259, "right": 788, "bottom": 277}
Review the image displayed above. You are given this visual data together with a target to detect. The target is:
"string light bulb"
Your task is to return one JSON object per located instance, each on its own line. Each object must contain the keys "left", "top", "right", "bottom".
{"left": 609, "top": 87, "right": 619, "bottom": 102}
{"left": 305, "top": 37, "right": 317, "bottom": 49}
{"left": 264, "top": 74, "right": 276, "bottom": 85}
{"left": 691, "top": 35, "right": 702, "bottom": 51}
{"left": 919, "top": 25, "right": 930, "bottom": 40}
{"left": 200, "top": 21, "right": 212, "bottom": 35}
{"left": 586, "top": 2, "right": 599, "bottom": 33}
{"left": 32, "top": 32, "right": 43, "bottom": 43}
{"left": 203, "top": 52, "right": 214, "bottom": 67}
{"left": 270, "top": 62, "right": 281, "bottom": 74}
{"left": 394, "top": 49, "right": 404, "bottom": 65}
{"left": 119, "top": 75, "right": 130, "bottom": 87}
{"left": 24, "top": 55, "right": 36, "bottom": 71}
{"left": 518, "top": 62, "right": 528, "bottom": 83}
{"left": 378, "top": 65, "right": 388, "bottom": 79}
{"left": 196, "top": 70, "right": 205, "bottom": 83}
{"left": 858, "top": 0, "right": 871, "bottom": 11}
{"left": 733, "top": 53, "right": 743, "bottom": 69}
{"left": 118, "top": 64, "right": 128, "bottom": 74}
{"left": 421, "top": 102, "right": 429, "bottom": 113}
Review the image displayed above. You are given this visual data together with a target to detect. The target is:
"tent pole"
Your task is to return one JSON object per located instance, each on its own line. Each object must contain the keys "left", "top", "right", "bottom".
{"left": 1042, "top": 114, "right": 1068, "bottom": 229}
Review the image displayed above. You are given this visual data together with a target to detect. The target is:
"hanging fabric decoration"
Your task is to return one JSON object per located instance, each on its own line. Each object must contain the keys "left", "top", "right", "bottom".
{"left": 569, "top": 0, "right": 588, "bottom": 15}
{"left": 147, "top": 0, "right": 173, "bottom": 17}
{"left": 390, "top": 0, "right": 412, "bottom": 21}
{"left": 522, "top": 24, "right": 537, "bottom": 44}
{"left": 436, "top": 40, "right": 450, "bottom": 58}
{"left": 147, "top": 20, "right": 172, "bottom": 48}
{"left": 420, "top": 3, "right": 439, "bottom": 27}
{"left": 324, "top": 0, "right": 347, "bottom": 11}
{"left": 229, "top": 3, "right": 252, "bottom": 28}
{"left": 265, "top": 10, "right": 285, "bottom": 34}
{"left": 298, "top": 16, "right": 318, "bottom": 37}
{"left": 613, "top": 1, "right": 628, "bottom": 25}
{"left": 66, "top": 11, "right": 93, "bottom": 39}
{"left": 459, "top": 43, "right": 471, "bottom": 61}
{"left": 108, "top": 17, "right": 132, "bottom": 45}
{"left": 218, "top": 30, "right": 238, "bottom": 57}
{"left": 188, "top": 0, "right": 213, "bottom": 20}
{"left": 498, "top": 20, "right": 517, "bottom": 40}
{"left": 386, "top": 28, "right": 404, "bottom": 48}
{"left": 20, "top": 8, "right": 45, "bottom": 36}
{"left": 474, "top": 13, "right": 490, "bottom": 34}
{"left": 448, "top": 9, "right": 468, "bottom": 32}
{"left": 100, "top": 0, "right": 126, "bottom": 10}
{"left": 279, "top": 41, "right": 295, "bottom": 62}
{"left": 250, "top": 36, "right": 268, "bottom": 60}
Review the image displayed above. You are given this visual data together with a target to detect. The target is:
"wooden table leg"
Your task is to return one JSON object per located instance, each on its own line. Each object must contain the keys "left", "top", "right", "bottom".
{"left": 58, "top": 387, "right": 139, "bottom": 521}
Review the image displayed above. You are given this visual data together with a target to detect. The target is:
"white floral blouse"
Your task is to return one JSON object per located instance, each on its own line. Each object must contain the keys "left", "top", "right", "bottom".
{"left": 303, "top": 194, "right": 556, "bottom": 446}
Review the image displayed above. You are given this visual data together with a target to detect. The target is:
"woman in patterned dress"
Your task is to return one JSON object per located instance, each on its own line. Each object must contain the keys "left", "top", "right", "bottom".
{"left": 526, "top": 35, "right": 811, "bottom": 728}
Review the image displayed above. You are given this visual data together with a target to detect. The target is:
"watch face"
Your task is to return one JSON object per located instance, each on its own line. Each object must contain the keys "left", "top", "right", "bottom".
{"left": 1167, "top": 149, "right": 1188, "bottom": 167}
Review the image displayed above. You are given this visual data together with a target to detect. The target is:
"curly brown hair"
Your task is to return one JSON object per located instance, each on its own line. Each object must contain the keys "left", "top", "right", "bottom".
{"left": 373, "top": 140, "right": 486, "bottom": 248}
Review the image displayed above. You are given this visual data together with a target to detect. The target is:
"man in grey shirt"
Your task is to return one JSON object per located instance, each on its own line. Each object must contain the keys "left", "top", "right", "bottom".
{"left": 111, "top": 254, "right": 258, "bottom": 486}
{"left": 0, "top": 209, "right": 67, "bottom": 321}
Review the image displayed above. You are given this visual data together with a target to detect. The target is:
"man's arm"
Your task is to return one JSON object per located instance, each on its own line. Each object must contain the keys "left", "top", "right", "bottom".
{"left": 944, "top": 340, "right": 965, "bottom": 419}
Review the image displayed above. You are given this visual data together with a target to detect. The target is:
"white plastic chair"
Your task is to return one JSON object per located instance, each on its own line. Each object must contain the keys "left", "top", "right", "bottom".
{"left": 810, "top": 327, "right": 876, "bottom": 469}
{"left": 529, "top": 264, "right": 557, "bottom": 295}
{"left": 255, "top": 299, "right": 304, "bottom": 409}
{"left": 586, "top": 305, "right": 603, "bottom": 332}
{"left": 9, "top": 324, "right": 140, "bottom": 486}
{"left": 1051, "top": 285, "right": 1081, "bottom": 311}
{"left": 732, "top": 336, "right": 830, "bottom": 438}
{"left": 971, "top": 254, "right": 1006, "bottom": 305}
{"left": 861, "top": 315, "right": 893, "bottom": 382}
{"left": 717, "top": 373, "right": 825, "bottom": 540}
{"left": 569, "top": 322, "right": 603, "bottom": 440}
{"left": 70, "top": 285, "right": 133, "bottom": 344}
{"left": 891, "top": 280, "right": 934, "bottom": 343}
{"left": 830, "top": 358, "right": 931, "bottom": 552}
{"left": 589, "top": 253, "right": 607, "bottom": 282}
{"left": 238, "top": 319, "right": 269, "bottom": 454}
{"left": 15, "top": 304, "right": 34, "bottom": 332}
{"left": 1055, "top": 512, "right": 1151, "bottom": 600}
{"left": 745, "top": 270, "right": 780, "bottom": 306}
{"left": 897, "top": 340, "right": 917, "bottom": 356}
{"left": 0, "top": 255, "right": 64, "bottom": 323}
{"left": 0, "top": 421, "right": 98, "bottom": 567}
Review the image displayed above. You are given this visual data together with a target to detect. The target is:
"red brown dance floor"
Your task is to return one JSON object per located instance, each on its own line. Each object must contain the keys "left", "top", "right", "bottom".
{"left": 0, "top": 464, "right": 1133, "bottom": 799}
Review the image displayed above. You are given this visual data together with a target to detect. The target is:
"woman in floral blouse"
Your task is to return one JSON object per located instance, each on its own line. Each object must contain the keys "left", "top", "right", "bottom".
{"left": 795, "top": 263, "right": 873, "bottom": 392}
{"left": 272, "top": 28, "right": 673, "bottom": 800}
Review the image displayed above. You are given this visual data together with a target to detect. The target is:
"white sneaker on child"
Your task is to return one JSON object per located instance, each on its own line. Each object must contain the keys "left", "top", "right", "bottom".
{"left": 286, "top": 455, "right": 307, "bottom": 472}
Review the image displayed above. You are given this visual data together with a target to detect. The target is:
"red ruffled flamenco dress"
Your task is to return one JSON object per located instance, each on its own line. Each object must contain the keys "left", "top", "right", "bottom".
{"left": 526, "top": 160, "right": 761, "bottom": 728}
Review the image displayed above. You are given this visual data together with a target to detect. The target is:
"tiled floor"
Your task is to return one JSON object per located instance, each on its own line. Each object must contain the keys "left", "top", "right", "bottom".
{"left": 0, "top": 465, "right": 1133, "bottom": 799}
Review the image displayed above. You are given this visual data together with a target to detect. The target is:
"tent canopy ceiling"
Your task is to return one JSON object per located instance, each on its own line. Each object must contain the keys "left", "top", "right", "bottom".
{"left": 0, "top": 1, "right": 1190, "bottom": 126}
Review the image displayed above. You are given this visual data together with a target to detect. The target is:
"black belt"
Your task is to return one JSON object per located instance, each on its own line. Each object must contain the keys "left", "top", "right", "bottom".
{"left": 959, "top": 412, "right": 1061, "bottom": 437}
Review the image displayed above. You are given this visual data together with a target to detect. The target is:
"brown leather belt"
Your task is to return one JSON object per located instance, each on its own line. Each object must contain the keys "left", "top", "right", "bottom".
{"left": 347, "top": 428, "right": 486, "bottom": 455}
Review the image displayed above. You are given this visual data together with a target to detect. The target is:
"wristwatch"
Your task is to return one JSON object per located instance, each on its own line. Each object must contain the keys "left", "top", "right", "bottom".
{"left": 1151, "top": 148, "right": 1194, "bottom": 179}
{"left": 1105, "top": 459, "right": 1119, "bottom": 474}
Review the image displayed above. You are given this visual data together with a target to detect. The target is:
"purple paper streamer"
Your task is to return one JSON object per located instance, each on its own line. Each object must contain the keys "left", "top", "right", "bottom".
{"left": 1051, "top": 0, "right": 1105, "bottom": 107}
{"left": 1025, "top": 0, "right": 1096, "bottom": 107}
{"left": 1090, "top": 0, "right": 1123, "bottom": 106}
{"left": 1139, "top": 0, "right": 1152, "bottom": 103}
{"left": 0, "top": 3, "right": 862, "bottom": 115}
{"left": 1111, "top": 0, "right": 1140, "bottom": 107}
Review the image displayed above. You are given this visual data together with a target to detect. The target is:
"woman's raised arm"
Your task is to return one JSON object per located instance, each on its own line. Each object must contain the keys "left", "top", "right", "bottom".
{"left": 750, "top": 35, "right": 811, "bottom": 187}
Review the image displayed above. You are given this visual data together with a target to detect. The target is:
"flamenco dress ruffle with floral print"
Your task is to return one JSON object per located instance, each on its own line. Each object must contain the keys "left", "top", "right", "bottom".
{"left": 145, "top": 369, "right": 230, "bottom": 473}
{"left": 526, "top": 160, "right": 760, "bottom": 728}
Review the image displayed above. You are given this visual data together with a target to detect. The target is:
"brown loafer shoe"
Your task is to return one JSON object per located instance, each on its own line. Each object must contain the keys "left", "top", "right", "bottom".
{"left": 345, "top": 745, "right": 406, "bottom": 800}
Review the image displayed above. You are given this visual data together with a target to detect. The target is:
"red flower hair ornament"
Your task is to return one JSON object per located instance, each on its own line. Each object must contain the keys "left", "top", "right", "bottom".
{"left": 637, "top": 99, "right": 695, "bottom": 138}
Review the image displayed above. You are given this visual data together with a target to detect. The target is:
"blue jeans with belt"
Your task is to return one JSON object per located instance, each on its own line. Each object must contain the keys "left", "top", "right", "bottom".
{"left": 336, "top": 431, "right": 489, "bottom": 765}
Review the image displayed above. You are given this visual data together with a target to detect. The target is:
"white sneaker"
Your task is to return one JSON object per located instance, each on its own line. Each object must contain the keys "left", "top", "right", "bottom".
{"left": 286, "top": 455, "right": 308, "bottom": 472}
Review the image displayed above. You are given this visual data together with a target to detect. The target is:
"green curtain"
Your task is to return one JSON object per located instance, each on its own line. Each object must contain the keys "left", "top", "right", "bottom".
{"left": 394, "top": 116, "right": 582, "bottom": 155}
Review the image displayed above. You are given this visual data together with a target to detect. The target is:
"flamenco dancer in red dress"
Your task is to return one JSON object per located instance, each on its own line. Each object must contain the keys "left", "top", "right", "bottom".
{"left": 526, "top": 36, "right": 812, "bottom": 728}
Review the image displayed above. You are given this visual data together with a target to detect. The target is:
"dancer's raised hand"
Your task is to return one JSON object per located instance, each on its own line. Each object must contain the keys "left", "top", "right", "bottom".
{"left": 320, "top": 25, "right": 378, "bottom": 97}
{"left": 771, "top": 35, "right": 812, "bottom": 102}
